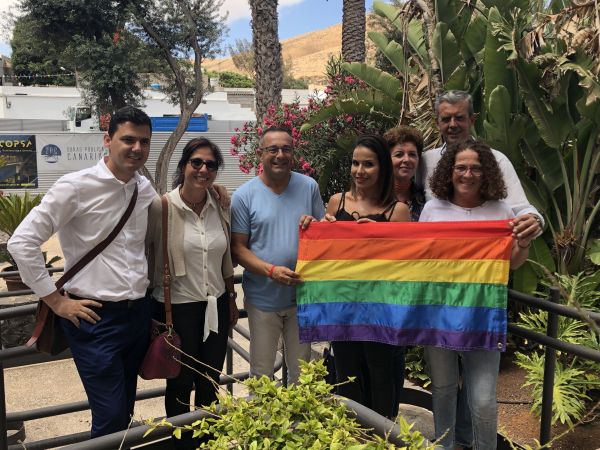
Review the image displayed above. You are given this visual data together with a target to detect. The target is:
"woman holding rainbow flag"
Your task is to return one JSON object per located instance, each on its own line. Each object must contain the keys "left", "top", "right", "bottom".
{"left": 304, "top": 134, "right": 410, "bottom": 418}
{"left": 421, "top": 139, "right": 532, "bottom": 450}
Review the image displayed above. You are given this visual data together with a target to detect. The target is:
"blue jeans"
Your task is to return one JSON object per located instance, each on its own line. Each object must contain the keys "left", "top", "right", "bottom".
{"left": 425, "top": 347, "right": 500, "bottom": 450}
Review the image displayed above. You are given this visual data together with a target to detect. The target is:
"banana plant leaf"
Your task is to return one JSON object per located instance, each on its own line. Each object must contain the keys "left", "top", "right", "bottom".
{"left": 372, "top": 1, "right": 429, "bottom": 66}
{"left": 367, "top": 31, "right": 411, "bottom": 75}
{"left": 516, "top": 58, "right": 571, "bottom": 149}
{"left": 483, "top": 7, "right": 517, "bottom": 115}
{"left": 587, "top": 240, "right": 600, "bottom": 265}
{"left": 431, "top": 22, "right": 461, "bottom": 84}
{"left": 300, "top": 91, "right": 398, "bottom": 132}
{"left": 558, "top": 52, "right": 600, "bottom": 107}
{"left": 435, "top": 0, "right": 473, "bottom": 41}
{"left": 513, "top": 261, "right": 538, "bottom": 294}
{"left": 406, "top": 19, "right": 430, "bottom": 68}
{"left": 483, "top": 85, "right": 527, "bottom": 164}
{"left": 521, "top": 123, "right": 564, "bottom": 193}
{"left": 461, "top": 12, "right": 487, "bottom": 63}
{"left": 444, "top": 64, "right": 468, "bottom": 91}
{"left": 343, "top": 62, "right": 403, "bottom": 101}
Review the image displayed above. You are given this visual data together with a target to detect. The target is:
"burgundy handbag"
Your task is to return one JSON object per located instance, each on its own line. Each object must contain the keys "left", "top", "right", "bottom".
{"left": 27, "top": 184, "right": 138, "bottom": 355}
{"left": 139, "top": 195, "right": 182, "bottom": 380}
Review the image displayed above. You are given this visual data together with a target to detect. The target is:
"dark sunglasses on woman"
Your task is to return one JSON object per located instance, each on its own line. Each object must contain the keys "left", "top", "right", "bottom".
{"left": 188, "top": 158, "right": 219, "bottom": 172}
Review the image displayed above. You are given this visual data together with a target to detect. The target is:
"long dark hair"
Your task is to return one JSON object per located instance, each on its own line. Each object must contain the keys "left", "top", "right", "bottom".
{"left": 172, "top": 138, "right": 224, "bottom": 189}
{"left": 350, "top": 134, "right": 395, "bottom": 206}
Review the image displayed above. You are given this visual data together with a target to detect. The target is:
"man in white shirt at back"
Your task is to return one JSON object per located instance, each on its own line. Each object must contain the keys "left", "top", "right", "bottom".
{"left": 8, "top": 106, "right": 157, "bottom": 438}
{"left": 421, "top": 90, "right": 542, "bottom": 449}
{"left": 422, "top": 90, "right": 542, "bottom": 241}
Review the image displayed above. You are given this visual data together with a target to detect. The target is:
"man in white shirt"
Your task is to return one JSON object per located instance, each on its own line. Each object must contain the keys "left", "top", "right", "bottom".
{"left": 422, "top": 90, "right": 543, "bottom": 241}
{"left": 8, "top": 106, "right": 157, "bottom": 438}
{"left": 421, "top": 90, "right": 542, "bottom": 449}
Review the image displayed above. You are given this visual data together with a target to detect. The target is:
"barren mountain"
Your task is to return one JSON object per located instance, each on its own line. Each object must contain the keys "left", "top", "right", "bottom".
{"left": 204, "top": 23, "right": 343, "bottom": 86}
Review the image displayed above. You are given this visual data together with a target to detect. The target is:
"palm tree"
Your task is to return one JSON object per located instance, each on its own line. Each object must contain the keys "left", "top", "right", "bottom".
{"left": 250, "top": 0, "right": 283, "bottom": 123}
{"left": 342, "top": 0, "right": 366, "bottom": 62}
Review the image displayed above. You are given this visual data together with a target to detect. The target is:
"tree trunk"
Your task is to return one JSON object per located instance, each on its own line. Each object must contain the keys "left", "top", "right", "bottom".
{"left": 154, "top": 105, "right": 197, "bottom": 194}
{"left": 342, "top": 0, "right": 366, "bottom": 62}
{"left": 250, "top": 0, "right": 282, "bottom": 123}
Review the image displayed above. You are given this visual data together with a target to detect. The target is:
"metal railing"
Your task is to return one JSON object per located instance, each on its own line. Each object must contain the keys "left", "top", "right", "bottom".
{"left": 1, "top": 269, "right": 600, "bottom": 449}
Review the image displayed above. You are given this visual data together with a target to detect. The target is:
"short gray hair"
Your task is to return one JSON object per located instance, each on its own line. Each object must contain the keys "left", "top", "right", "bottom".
{"left": 434, "top": 90, "right": 474, "bottom": 116}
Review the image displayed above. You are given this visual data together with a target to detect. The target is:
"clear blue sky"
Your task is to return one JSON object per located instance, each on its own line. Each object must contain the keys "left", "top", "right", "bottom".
{"left": 223, "top": 0, "right": 375, "bottom": 55}
{"left": 0, "top": 0, "right": 376, "bottom": 58}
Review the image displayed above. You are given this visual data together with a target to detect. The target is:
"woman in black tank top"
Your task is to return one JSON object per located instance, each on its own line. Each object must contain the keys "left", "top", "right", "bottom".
{"left": 320, "top": 135, "right": 409, "bottom": 418}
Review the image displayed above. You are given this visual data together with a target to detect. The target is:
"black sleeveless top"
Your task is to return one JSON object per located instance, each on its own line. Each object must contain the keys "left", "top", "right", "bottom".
{"left": 334, "top": 192, "right": 398, "bottom": 222}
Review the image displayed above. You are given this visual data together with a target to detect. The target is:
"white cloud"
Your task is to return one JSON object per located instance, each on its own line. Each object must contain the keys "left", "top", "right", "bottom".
{"left": 221, "top": 0, "right": 305, "bottom": 23}
{"left": 0, "top": 0, "right": 18, "bottom": 14}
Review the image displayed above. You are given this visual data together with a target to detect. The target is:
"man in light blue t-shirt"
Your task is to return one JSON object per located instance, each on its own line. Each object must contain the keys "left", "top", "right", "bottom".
{"left": 231, "top": 126, "right": 325, "bottom": 384}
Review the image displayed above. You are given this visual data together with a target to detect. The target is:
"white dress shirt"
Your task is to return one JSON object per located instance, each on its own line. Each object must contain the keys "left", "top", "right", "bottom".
{"left": 8, "top": 157, "right": 157, "bottom": 301}
{"left": 421, "top": 143, "right": 544, "bottom": 225}
{"left": 153, "top": 189, "right": 226, "bottom": 341}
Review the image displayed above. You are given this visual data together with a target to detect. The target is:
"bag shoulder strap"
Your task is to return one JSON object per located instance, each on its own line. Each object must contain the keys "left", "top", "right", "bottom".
{"left": 161, "top": 195, "right": 174, "bottom": 326}
{"left": 27, "top": 183, "right": 139, "bottom": 348}
{"left": 56, "top": 183, "right": 139, "bottom": 289}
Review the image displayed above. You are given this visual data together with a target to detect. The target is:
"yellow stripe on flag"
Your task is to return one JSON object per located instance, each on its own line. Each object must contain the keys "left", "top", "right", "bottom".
{"left": 296, "top": 259, "right": 510, "bottom": 285}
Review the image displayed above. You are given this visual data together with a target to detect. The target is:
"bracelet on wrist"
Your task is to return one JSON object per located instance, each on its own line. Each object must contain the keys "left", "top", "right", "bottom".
{"left": 267, "top": 264, "right": 276, "bottom": 279}
{"left": 518, "top": 240, "right": 531, "bottom": 249}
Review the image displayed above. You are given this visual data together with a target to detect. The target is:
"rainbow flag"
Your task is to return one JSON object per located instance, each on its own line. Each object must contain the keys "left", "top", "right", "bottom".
{"left": 296, "top": 220, "right": 514, "bottom": 351}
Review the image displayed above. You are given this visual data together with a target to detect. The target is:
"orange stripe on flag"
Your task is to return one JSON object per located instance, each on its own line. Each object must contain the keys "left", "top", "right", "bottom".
{"left": 298, "top": 237, "right": 513, "bottom": 261}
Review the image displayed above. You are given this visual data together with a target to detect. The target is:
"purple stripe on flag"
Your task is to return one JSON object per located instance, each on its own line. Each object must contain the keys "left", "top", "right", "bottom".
{"left": 299, "top": 324, "right": 507, "bottom": 352}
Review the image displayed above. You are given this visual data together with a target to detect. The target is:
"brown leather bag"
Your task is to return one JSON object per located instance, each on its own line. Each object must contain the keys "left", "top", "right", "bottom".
{"left": 139, "top": 195, "right": 182, "bottom": 379}
{"left": 26, "top": 184, "right": 139, "bottom": 355}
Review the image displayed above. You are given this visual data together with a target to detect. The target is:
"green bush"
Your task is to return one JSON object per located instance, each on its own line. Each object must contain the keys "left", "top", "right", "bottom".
{"left": 146, "top": 360, "right": 435, "bottom": 449}
{"left": 207, "top": 71, "right": 254, "bottom": 88}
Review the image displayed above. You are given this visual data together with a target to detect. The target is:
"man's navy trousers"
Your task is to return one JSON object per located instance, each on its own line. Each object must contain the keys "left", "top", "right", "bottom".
{"left": 60, "top": 295, "right": 152, "bottom": 438}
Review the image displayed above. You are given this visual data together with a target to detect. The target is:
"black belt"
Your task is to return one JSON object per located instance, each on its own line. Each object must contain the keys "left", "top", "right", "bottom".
{"left": 67, "top": 292, "right": 145, "bottom": 309}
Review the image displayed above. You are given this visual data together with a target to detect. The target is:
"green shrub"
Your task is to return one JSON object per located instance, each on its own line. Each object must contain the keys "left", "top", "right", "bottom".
{"left": 146, "top": 360, "right": 435, "bottom": 449}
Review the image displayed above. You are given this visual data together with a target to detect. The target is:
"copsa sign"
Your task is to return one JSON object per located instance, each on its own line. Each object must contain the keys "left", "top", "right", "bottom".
{"left": 0, "top": 134, "right": 38, "bottom": 189}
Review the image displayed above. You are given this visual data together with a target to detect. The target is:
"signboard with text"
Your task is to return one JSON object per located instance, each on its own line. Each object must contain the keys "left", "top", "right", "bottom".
{"left": 36, "top": 134, "right": 106, "bottom": 172}
{"left": 0, "top": 135, "right": 38, "bottom": 189}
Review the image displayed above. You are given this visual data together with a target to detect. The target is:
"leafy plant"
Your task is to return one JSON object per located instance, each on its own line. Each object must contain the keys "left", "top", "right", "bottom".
{"left": 515, "top": 352, "right": 592, "bottom": 426}
{"left": 515, "top": 270, "right": 600, "bottom": 425}
{"left": 404, "top": 347, "right": 430, "bottom": 387}
{"left": 0, "top": 192, "right": 42, "bottom": 238}
{"left": 0, "top": 193, "right": 62, "bottom": 270}
{"left": 146, "top": 360, "right": 436, "bottom": 449}
{"left": 0, "top": 192, "right": 42, "bottom": 268}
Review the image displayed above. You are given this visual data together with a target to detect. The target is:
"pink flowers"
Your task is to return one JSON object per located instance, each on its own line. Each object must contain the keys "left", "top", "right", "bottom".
{"left": 227, "top": 75, "right": 384, "bottom": 183}
{"left": 298, "top": 157, "right": 315, "bottom": 176}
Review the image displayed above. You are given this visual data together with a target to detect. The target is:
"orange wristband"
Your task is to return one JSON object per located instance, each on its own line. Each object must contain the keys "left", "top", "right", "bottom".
{"left": 268, "top": 264, "right": 276, "bottom": 279}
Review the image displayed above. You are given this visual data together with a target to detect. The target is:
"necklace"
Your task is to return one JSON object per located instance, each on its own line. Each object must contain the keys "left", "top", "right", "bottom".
{"left": 179, "top": 187, "right": 206, "bottom": 211}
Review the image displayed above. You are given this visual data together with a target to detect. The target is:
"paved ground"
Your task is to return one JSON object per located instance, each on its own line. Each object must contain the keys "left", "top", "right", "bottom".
{"left": 2, "top": 235, "right": 434, "bottom": 447}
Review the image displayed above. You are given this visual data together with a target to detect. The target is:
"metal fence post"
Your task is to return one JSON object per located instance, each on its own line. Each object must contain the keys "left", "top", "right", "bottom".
{"left": 540, "top": 286, "right": 560, "bottom": 446}
{"left": 0, "top": 318, "right": 8, "bottom": 450}
{"left": 226, "top": 329, "right": 233, "bottom": 395}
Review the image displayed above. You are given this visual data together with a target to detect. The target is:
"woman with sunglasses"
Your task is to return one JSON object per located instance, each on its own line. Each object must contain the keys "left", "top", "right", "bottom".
{"left": 147, "top": 137, "right": 239, "bottom": 450}
{"left": 421, "top": 139, "right": 531, "bottom": 450}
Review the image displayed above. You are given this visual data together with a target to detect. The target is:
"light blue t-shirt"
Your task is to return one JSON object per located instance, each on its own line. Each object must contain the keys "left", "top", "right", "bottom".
{"left": 231, "top": 172, "right": 325, "bottom": 311}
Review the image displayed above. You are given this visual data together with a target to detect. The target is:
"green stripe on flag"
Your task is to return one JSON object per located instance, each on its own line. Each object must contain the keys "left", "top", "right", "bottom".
{"left": 297, "top": 280, "right": 507, "bottom": 309}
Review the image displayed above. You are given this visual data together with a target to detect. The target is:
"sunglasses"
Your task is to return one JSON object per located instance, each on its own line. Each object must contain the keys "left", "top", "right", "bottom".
{"left": 188, "top": 158, "right": 219, "bottom": 172}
